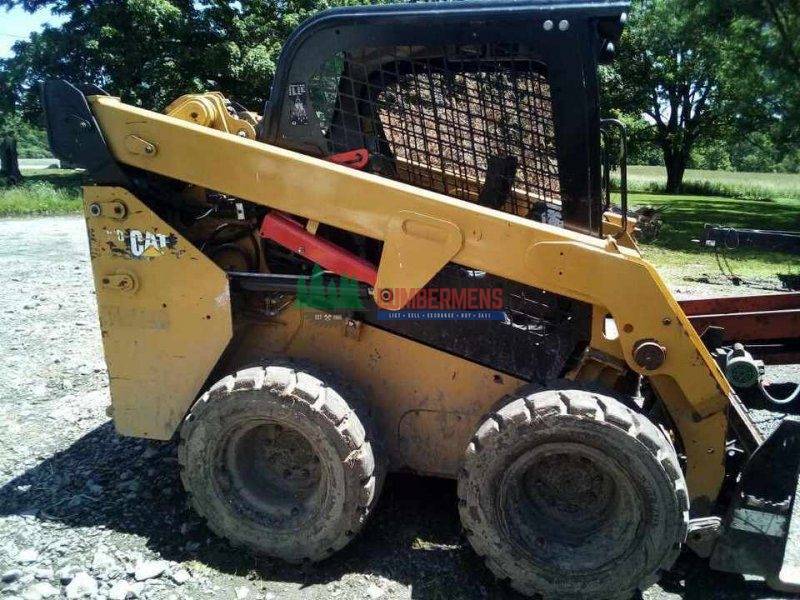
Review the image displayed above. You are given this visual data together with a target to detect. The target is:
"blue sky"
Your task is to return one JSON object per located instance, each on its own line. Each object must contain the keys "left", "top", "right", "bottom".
{"left": 0, "top": 6, "right": 67, "bottom": 58}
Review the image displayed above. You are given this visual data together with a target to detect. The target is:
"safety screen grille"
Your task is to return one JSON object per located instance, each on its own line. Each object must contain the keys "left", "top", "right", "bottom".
{"left": 311, "top": 45, "right": 562, "bottom": 226}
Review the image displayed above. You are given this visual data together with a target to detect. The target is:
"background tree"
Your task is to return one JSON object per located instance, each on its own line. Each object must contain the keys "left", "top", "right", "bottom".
{"left": 0, "top": 0, "right": 797, "bottom": 175}
{"left": 0, "top": 131, "right": 22, "bottom": 184}
{"left": 0, "top": 0, "right": 203, "bottom": 117}
{"left": 602, "top": 0, "right": 742, "bottom": 191}
{"left": 603, "top": 0, "right": 800, "bottom": 183}
{"left": 0, "top": 0, "right": 390, "bottom": 117}
{"left": 724, "top": 0, "right": 800, "bottom": 153}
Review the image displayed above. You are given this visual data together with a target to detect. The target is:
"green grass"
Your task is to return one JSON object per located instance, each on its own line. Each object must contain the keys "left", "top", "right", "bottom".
{"left": 618, "top": 165, "right": 800, "bottom": 200}
{"left": 621, "top": 190, "right": 800, "bottom": 284}
{"left": 0, "top": 169, "right": 84, "bottom": 217}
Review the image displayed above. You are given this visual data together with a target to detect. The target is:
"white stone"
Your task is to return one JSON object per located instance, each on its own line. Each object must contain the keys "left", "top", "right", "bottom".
{"left": 170, "top": 569, "right": 191, "bottom": 585}
{"left": 21, "top": 581, "right": 59, "bottom": 600}
{"left": 235, "top": 586, "right": 251, "bottom": 599}
{"left": 64, "top": 572, "right": 98, "bottom": 599}
{"left": 134, "top": 560, "right": 168, "bottom": 581}
{"left": 56, "top": 566, "right": 80, "bottom": 585}
{"left": 17, "top": 548, "right": 39, "bottom": 564}
{"left": 91, "top": 548, "right": 117, "bottom": 573}
{"left": 107, "top": 580, "right": 132, "bottom": 600}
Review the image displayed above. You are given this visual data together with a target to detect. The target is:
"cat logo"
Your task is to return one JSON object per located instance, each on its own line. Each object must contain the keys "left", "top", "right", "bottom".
{"left": 116, "top": 229, "right": 176, "bottom": 258}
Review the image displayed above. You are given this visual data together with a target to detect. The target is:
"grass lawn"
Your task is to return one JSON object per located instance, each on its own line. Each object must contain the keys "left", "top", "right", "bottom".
{"left": 0, "top": 169, "right": 84, "bottom": 217}
{"left": 610, "top": 166, "right": 799, "bottom": 285}
{"left": 622, "top": 191, "right": 799, "bottom": 284}
{"left": 623, "top": 165, "right": 800, "bottom": 200}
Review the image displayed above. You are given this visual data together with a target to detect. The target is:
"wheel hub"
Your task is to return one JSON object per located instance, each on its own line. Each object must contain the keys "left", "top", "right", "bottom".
{"left": 501, "top": 442, "right": 641, "bottom": 571}
{"left": 221, "top": 421, "right": 326, "bottom": 529}
{"left": 523, "top": 453, "right": 615, "bottom": 537}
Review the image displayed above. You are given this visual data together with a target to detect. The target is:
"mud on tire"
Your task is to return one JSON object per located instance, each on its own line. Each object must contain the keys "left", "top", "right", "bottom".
{"left": 457, "top": 386, "right": 689, "bottom": 599}
{"left": 178, "top": 365, "right": 384, "bottom": 563}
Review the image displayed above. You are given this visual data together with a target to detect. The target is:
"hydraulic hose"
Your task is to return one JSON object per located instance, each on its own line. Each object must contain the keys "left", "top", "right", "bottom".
{"left": 759, "top": 381, "right": 800, "bottom": 406}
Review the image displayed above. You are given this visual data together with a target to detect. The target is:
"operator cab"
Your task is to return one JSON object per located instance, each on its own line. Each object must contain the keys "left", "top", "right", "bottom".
{"left": 261, "top": 0, "right": 628, "bottom": 235}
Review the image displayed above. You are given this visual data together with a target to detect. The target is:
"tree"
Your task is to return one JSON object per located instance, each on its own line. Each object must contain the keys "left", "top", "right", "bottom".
{"left": 724, "top": 0, "right": 800, "bottom": 151}
{"left": 0, "top": 0, "right": 401, "bottom": 171}
{"left": 0, "top": 111, "right": 48, "bottom": 157}
{"left": 603, "top": 0, "right": 800, "bottom": 184}
{"left": 2, "top": 0, "right": 795, "bottom": 179}
{"left": 603, "top": 0, "right": 738, "bottom": 192}
{"left": 0, "top": 0, "right": 204, "bottom": 117}
{"left": 759, "top": 0, "right": 800, "bottom": 73}
{"left": 0, "top": 0, "right": 393, "bottom": 118}
{"left": 0, "top": 132, "right": 22, "bottom": 185}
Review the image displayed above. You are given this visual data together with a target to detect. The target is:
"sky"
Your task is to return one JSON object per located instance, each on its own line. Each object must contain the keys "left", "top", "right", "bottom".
{"left": 0, "top": 5, "right": 67, "bottom": 58}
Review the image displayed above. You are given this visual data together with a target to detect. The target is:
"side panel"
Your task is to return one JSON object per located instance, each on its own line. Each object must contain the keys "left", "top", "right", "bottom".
{"left": 84, "top": 187, "right": 233, "bottom": 438}
{"left": 224, "top": 307, "right": 524, "bottom": 477}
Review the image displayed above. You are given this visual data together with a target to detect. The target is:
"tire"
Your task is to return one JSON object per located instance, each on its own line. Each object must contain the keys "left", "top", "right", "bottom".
{"left": 457, "top": 385, "right": 689, "bottom": 599}
{"left": 178, "top": 365, "right": 384, "bottom": 562}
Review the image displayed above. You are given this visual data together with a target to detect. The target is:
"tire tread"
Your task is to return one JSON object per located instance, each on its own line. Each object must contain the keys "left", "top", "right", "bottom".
{"left": 178, "top": 365, "right": 383, "bottom": 563}
{"left": 457, "top": 383, "right": 689, "bottom": 598}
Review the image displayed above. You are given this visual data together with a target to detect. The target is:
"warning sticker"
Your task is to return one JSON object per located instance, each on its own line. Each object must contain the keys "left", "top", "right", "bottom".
{"left": 288, "top": 82, "right": 309, "bottom": 126}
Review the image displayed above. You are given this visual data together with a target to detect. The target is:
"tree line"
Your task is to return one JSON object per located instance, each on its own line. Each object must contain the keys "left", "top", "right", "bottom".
{"left": 0, "top": 0, "right": 798, "bottom": 191}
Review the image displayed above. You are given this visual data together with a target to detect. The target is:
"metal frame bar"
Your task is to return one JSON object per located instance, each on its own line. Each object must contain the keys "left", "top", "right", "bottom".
{"left": 680, "top": 293, "right": 800, "bottom": 365}
{"left": 680, "top": 293, "right": 800, "bottom": 316}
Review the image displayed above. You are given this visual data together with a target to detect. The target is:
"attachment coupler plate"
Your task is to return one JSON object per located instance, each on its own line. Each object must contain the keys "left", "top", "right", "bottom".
{"left": 711, "top": 417, "right": 800, "bottom": 591}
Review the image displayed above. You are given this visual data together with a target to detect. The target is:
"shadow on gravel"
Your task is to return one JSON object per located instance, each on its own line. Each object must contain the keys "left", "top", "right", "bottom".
{"left": 0, "top": 421, "right": 791, "bottom": 599}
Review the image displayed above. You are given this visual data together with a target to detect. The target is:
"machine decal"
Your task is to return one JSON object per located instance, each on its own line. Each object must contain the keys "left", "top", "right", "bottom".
{"left": 288, "top": 82, "right": 309, "bottom": 126}
{"left": 110, "top": 228, "right": 177, "bottom": 259}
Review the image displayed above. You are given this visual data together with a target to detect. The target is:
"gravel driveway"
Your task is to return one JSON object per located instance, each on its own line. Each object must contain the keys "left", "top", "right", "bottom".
{"left": 0, "top": 215, "right": 796, "bottom": 600}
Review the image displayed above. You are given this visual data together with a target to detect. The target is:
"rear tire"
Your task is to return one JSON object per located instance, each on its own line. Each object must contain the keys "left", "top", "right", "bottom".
{"left": 178, "top": 365, "right": 383, "bottom": 562}
{"left": 457, "top": 386, "right": 688, "bottom": 599}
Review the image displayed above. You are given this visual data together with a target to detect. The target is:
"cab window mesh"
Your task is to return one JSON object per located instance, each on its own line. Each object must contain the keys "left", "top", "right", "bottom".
{"left": 310, "top": 44, "right": 562, "bottom": 226}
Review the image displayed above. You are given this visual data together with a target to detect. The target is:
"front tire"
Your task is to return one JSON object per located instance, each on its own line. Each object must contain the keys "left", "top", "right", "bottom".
{"left": 458, "top": 386, "right": 689, "bottom": 599}
{"left": 178, "top": 365, "right": 383, "bottom": 562}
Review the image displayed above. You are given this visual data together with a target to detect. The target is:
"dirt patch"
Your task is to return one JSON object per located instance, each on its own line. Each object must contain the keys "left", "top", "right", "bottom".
{"left": 0, "top": 216, "right": 796, "bottom": 599}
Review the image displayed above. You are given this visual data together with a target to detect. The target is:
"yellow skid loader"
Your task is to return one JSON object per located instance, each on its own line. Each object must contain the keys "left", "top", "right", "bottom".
{"left": 43, "top": 1, "right": 800, "bottom": 597}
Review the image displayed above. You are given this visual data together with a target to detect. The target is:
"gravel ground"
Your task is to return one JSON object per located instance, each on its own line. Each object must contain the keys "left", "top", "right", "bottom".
{"left": 0, "top": 215, "right": 798, "bottom": 600}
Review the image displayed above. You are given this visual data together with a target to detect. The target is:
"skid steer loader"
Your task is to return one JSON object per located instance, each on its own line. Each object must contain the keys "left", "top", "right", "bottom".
{"left": 42, "top": 1, "right": 800, "bottom": 597}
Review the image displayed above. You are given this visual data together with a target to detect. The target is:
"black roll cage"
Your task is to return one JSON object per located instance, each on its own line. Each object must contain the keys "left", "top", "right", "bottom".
{"left": 261, "top": 0, "right": 628, "bottom": 234}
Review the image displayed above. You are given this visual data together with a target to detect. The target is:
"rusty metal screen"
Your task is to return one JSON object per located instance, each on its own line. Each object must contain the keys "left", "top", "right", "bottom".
{"left": 311, "top": 45, "right": 563, "bottom": 227}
